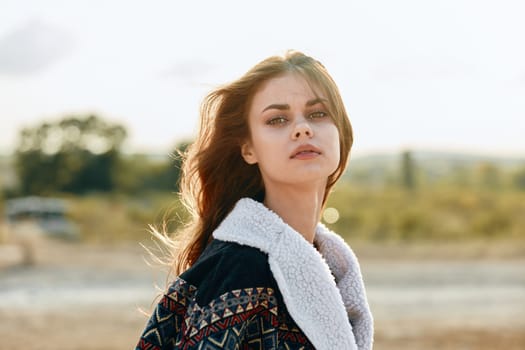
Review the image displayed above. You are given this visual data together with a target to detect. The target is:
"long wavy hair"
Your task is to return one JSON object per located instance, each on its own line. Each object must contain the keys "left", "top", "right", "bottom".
{"left": 162, "top": 51, "right": 353, "bottom": 275}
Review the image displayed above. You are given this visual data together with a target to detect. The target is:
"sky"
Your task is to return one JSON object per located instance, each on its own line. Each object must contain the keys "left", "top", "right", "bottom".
{"left": 1, "top": 0, "right": 524, "bottom": 157}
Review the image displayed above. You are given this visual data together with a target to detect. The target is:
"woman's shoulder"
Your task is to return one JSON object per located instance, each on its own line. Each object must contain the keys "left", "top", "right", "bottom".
{"left": 137, "top": 240, "right": 288, "bottom": 350}
{"left": 178, "top": 239, "right": 276, "bottom": 306}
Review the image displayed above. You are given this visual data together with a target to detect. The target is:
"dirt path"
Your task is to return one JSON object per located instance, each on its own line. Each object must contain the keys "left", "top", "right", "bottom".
{"left": 0, "top": 240, "right": 524, "bottom": 349}
{"left": 363, "top": 259, "right": 525, "bottom": 349}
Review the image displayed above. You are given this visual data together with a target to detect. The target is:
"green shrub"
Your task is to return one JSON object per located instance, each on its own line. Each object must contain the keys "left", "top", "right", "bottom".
{"left": 325, "top": 184, "right": 525, "bottom": 242}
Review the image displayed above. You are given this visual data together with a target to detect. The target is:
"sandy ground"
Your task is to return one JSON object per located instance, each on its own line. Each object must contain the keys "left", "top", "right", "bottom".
{"left": 0, "top": 239, "right": 524, "bottom": 350}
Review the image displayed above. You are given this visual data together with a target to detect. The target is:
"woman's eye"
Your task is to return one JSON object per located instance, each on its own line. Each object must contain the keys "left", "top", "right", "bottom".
{"left": 309, "top": 111, "right": 328, "bottom": 119}
{"left": 267, "top": 116, "right": 287, "bottom": 125}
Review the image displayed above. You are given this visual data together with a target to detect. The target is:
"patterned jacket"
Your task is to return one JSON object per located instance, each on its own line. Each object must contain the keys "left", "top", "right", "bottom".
{"left": 136, "top": 198, "right": 374, "bottom": 350}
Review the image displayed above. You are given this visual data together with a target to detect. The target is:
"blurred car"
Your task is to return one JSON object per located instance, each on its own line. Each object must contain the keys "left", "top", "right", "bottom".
{"left": 4, "top": 196, "right": 80, "bottom": 241}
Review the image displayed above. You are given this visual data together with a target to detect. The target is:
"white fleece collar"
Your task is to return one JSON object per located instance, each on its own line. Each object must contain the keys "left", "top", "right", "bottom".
{"left": 213, "top": 198, "right": 373, "bottom": 350}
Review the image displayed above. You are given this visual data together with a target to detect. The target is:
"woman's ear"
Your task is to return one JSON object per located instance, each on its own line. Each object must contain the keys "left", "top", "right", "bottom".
{"left": 241, "top": 141, "right": 258, "bottom": 164}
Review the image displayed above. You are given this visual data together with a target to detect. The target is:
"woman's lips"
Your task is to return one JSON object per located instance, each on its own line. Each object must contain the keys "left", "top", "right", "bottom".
{"left": 292, "top": 150, "right": 321, "bottom": 160}
{"left": 290, "top": 144, "right": 322, "bottom": 159}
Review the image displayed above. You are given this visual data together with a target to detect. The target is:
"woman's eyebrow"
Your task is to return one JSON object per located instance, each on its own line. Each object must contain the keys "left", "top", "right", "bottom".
{"left": 261, "top": 98, "right": 328, "bottom": 113}
{"left": 262, "top": 103, "right": 289, "bottom": 113}
{"left": 306, "top": 97, "right": 328, "bottom": 106}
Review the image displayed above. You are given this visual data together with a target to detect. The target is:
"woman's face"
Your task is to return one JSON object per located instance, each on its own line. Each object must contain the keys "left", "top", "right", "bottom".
{"left": 242, "top": 72, "right": 340, "bottom": 190}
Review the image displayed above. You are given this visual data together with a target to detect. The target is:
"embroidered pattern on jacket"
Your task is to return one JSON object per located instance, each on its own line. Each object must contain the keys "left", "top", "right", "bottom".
{"left": 136, "top": 278, "right": 315, "bottom": 350}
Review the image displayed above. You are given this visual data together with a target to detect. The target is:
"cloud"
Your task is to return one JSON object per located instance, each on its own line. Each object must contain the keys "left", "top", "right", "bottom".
{"left": 161, "top": 59, "right": 215, "bottom": 82}
{"left": 373, "top": 57, "right": 474, "bottom": 81}
{"left": 0, "top": 19, "right": 75, "bottom": 76}
{"left": 520, "top": 71, "right": 525, "bottom": 85}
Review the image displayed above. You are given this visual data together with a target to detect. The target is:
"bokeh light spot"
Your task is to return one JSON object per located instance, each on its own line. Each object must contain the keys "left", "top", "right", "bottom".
{"left": 323, "top": 207, "right": 340, "bottom": 224}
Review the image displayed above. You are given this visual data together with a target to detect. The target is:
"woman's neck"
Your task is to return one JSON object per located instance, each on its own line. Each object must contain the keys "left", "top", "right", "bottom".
{"left": 263, "top": 184, "right": 325, "bottom": 243}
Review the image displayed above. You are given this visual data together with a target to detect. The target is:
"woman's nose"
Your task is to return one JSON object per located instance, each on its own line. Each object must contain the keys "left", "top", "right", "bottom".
{"left": 292, "top": 119, "right": 313, "bottom": 140}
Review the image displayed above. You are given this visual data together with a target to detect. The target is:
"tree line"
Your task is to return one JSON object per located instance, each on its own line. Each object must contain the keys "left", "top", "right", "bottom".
{"left": 7, "top": 114, "right": 525, "bottom": 197}
{"left": 348, "top": 150, "right": 525, "bottom": 192}
{"left": 10, "top": 114, "right": 188, "bottom": 197}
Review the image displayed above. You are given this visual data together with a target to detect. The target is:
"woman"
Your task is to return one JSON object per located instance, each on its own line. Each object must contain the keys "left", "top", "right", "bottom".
{"left": 136, "top": 51, "right": 373, "bottom": 350}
